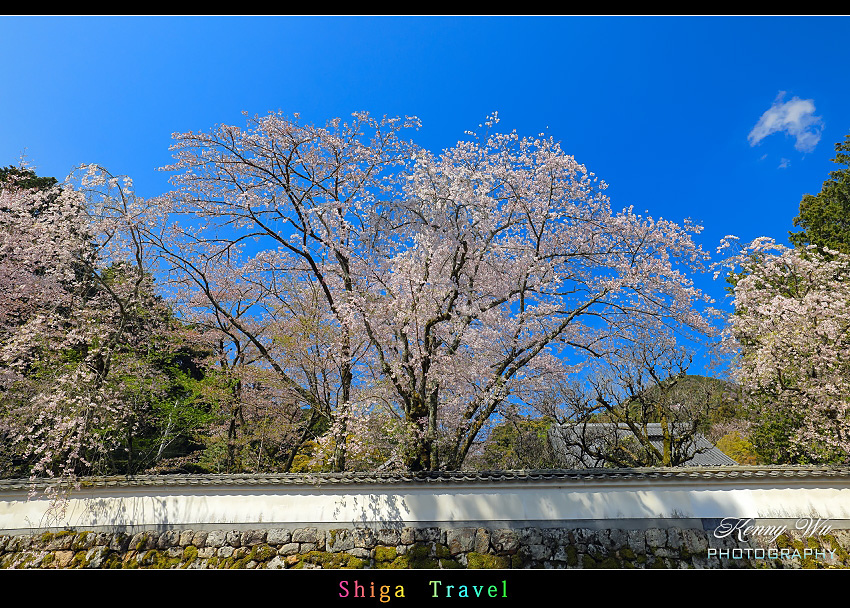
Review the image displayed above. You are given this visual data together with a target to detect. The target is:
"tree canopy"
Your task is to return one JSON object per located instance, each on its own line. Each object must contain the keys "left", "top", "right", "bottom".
{"left": 138, "top": 111, "right": 718, "bottom": 472}
{"left": 0, "top": 112, "right": 760, "bottom": 484}
{"left": 790, "top": 133, "right": 850, "bottom": 254}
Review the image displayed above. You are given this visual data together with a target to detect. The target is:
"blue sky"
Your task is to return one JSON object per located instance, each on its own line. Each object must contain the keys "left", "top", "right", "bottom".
{"left": 2, "top": 15, "right": 849, "bottom": 325}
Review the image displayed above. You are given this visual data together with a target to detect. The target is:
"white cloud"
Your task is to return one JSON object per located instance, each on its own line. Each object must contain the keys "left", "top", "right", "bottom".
{"left": 748, "top": 91, "right": 823, "bottom": 153}
{"left": 778, "top": 158, "right": 790, "bottom": 169}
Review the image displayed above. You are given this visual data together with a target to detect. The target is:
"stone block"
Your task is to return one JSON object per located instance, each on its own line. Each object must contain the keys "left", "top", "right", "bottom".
{"left": 241, "top": 529, "right": 266, "bottom": 547}
{"left": 328, "top": 529, "right": 355, "bottom": 553}
{"left": 518, "top": 527, "right": 544, "bottom": 545}
{"left": 645, "top": 528, "right": 667, "bottom": 548}
{"left": 627, "top": 529, "right": 647, "bottom": 552}
{"left": 474, "top": 528, "right": 491, "bottom": 553}
{"left": 414, "top": 527, "right": 442, "bottom": 543}
{"left": 83, "top": 546, "right": 111, "bottom": 569}
{"left": 225, "top": 530, "right": 242, "bottom": 547}
{"left": 682, "top": 529, "right": 708, "bottom": 554}
{"left": 109, "top": 533, "right": 131, "bottom": 552}
{"left": 266, "top": 528, "right": 291, "bottom": 545}
{"left": 205, "top": 530, "right": 227, "bottom": 548}
{"left": 44, "top": 533, "right": 74, "bottom": 551}
{"left": 352, "top": 528, "right": 375, "bottom": 548}
{"left": 446, "top": 528, "right": 476, "bottom": 555}
{"left": 528, "top": 543, "right": 552, "bottom": 560}
{"left": 607, "top": 528, "right": 628, "bottom": 551}
{"left": 157, "top": 530, "right": 180, "bottom": 549}
{"left": 217, "top": 546, "right": 235, "bottom": 558}
{"left": 348, "top": 547, "right": 371, "bottom": 559}
{"left": 54, "top": 550, "right": 75, "bottom": 568}
{"left": 278, "top": 543, "right": 300, "bottom": 556}
{"left": 491, "top": 529, "right": 519, "bottom": 553}
{"left": 191, "top": 531, "right": 208, "bottom": 547}
{"left": 666, "top": 529, "right": 683, "bottom": 549}
{"left": 376, "top": 528, "right": 401, "bottom": 546}
{"left": 129, "top": 532, "right": 151, "bottom": 551}
{"left": 292, "top": 527, "right": 320, "bottom": 544}
{"left": 400, "top": 527, "right": 415, "bottom": 544}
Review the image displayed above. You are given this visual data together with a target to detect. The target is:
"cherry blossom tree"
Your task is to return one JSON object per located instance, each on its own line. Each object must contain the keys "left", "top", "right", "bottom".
{"left": 0, "top": 165, "right": 190, "bottom": 484}
{"left": 539, "top": 336, "right": 728, "bottom": 468}
{"left": 717, "top": 237, "right": 850, "bottom": 463}
{"left": 145, "top": 111, "right": 419, "bottom": 472}
{"left": 149, "top": 111, "right": 718, "bottom": 472}
{"left": 350, "top": 118, "right": 718, "bottom": 470}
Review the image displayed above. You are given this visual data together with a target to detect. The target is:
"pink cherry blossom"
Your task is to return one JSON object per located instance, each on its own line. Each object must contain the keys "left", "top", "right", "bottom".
{"left": 146, "top": 112, "right": 719, "bottom": 471}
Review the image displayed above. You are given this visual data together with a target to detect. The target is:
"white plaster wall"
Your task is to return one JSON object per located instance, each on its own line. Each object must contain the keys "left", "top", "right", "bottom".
{"left": 2, "top": 476, "right": 850, "bottom": 532}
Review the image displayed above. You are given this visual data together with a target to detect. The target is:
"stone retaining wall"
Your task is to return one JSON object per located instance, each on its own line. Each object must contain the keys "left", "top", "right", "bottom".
{"left": 3, "top": 524, "right": 849, "bottom": 569}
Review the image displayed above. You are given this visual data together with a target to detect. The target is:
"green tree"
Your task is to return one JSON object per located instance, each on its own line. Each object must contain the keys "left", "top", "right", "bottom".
{"left": 477, "top": 416, "right": 557, "bottom": 470}
{"left": 0, "top": 165, "right": 58, "bottom": 191}
{"left": 790, "top": 133, "right": 850, "bottom": 254}
{"left": 0, "top": 166, "right": 220, "bottom": 480}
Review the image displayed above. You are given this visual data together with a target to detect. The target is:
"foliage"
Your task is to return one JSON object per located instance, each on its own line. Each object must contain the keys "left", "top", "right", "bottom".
{"left": 0, "top": 165, "right": 58, "bottom": 192}
{"left": 0, "top": 166, "right": 214, "bottom": 481}
{"left": 475, "top": 416, "right": 557, "bottom": 470}
{"left": 718, "top": 238, "right": 850, "bottom": 464}
{"left": 139, "top": 111, "right": 718, "bottom": 472}
{"left": 716, "top": 133, "right": 850, "bottom": 464}
{"left": 713, "top": 431, "right": 758, "bottom": 465}
{"left": 539, "top": 338, "right": 726, "bottom": 467}
{"left": 790, "top": 133, "right": 850, "bottom": 255}
{"left": 0, "top": 112, "right": 727, "bottom": 478}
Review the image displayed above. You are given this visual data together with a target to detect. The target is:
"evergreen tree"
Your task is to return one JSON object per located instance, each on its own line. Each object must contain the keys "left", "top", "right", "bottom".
{"left": 790, "top": 133, "right": 850, "bottom": 254}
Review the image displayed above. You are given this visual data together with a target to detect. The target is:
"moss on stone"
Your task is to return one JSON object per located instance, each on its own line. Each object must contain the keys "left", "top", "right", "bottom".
{"left": 135, "top": 533, "right": 151, "bottom": 551}
{"left": 380, "top": 554, "right": 411, "bottom": 569}
{"left": 39, "top": 529, "right": 76, "bottom": 550}
{"left": 181, "top": 545, "right": 199, "bottom": 568}
{"left": 248, "top": 544, "right": 276, "bottom": 563}
{"left": 70, "top": 550, "right": 90, "bottom": 568}
{"left": 71, "top": 532, "right": 93, "bottom": 551}
{"left": 408, "top": 544, "right": 430, "bottom": 560}
{"left": 776, "top": 533, "right": 792, "bottom": 550}
{"left": 435, "top": 543, "right": 451, "bottom": 559}
{"left": 297, "top": 550, "right": 367, "bottom": 569}
{"left": 824, "top": 534, "right": 850, "bottom": 565}
{"left": 137, "top": 549, "right": 182, "bottom": 569}
{"left": 564, "top": 545, "right": 578, "bottom": 567}
{"left": 466, "top": 552, "right": 509, "bottom": 569}
{"left": 102, "top": 552, "right": 123, "bottom": 569}
{"left": 375, "top": 546, "right": 397, "bottom": 562}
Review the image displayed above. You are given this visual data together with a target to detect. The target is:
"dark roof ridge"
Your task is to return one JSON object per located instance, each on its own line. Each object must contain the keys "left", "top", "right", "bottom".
{"left": 3, "top": 465, "right": 850, "bottom": 490}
